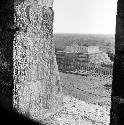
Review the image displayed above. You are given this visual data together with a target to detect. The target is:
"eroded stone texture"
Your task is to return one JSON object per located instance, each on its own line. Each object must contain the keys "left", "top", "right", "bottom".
{"left": 13, "top": 0, "right": 63, "bottom": 121}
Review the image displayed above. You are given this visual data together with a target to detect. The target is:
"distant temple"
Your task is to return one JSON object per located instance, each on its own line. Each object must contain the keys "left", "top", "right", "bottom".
{"left": 64, "top": 44, "right": 100, "bottom": 54}
{"left": 63, "top": 44, "right": 112, "bottom": 65}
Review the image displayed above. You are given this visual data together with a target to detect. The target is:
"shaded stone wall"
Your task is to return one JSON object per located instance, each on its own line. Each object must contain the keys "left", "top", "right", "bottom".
{"left": 13, "top": 0, "right": 63, "bottom": 122}
{"left": 0, "top": 0, "right": 14, "bottom": 108}
{"left": 110, "top": 0, "right": 124, "bottom": 124}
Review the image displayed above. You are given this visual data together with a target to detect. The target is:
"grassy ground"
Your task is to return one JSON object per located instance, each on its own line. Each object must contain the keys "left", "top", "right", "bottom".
{"left": 60, "top": 72, "right": 111, "bottom": 106}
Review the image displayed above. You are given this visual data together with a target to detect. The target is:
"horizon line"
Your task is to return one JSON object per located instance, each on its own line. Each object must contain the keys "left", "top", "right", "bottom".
{"left": 53, "top": 33, "right": 115, "bottom": 35}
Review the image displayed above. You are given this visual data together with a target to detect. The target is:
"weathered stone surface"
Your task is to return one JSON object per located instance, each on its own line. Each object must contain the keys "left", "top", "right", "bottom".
{"left": 13, "top": 0, "right": 63, "bottom": 121}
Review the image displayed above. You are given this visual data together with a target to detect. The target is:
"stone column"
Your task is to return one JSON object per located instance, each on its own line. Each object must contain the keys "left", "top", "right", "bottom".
{"left": 110, "top": 0, "right": 124, "bottom": 124}
{"left": 13, "top": 0, "right": 63, "bottom": 121}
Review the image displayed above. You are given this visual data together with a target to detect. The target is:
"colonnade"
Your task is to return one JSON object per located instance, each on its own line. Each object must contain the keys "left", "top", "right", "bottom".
{"left": 77, "top": 63, "right": 113, "bottom": 77}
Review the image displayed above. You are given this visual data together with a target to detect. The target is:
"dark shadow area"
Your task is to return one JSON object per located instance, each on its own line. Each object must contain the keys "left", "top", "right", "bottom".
{"left": 0, "top": 0, "right": 14, "bottom": 109}
{"left": 0, "top": 96, "right": 43, "bottom": 125}
{"left": 110, "top": 0, "right": 124, "bottom": 125}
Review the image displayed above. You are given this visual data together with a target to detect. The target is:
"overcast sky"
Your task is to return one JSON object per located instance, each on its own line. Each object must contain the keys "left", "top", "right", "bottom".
{"left": 53, "top": 0, "right": 117, "bottom": 34}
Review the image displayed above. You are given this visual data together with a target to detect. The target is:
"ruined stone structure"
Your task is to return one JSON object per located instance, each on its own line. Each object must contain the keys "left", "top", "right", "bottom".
{"left": 78, "top": 52, "right": 112, "bottom": 65}
{"left": 64, "top": 44, "right": 112, "bottom": 65}
{"left": 13, "top": 0, "right": 63, "bottom": 122}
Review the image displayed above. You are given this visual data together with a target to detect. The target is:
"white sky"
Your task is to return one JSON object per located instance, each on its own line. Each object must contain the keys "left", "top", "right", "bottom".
{"left": 53, "top": 0, "right": 117, "bottom": 34}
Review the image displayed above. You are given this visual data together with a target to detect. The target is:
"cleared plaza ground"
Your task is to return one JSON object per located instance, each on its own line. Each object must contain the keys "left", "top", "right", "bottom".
{"left": 44, "top": 72, "right": 112, "bottom": 125}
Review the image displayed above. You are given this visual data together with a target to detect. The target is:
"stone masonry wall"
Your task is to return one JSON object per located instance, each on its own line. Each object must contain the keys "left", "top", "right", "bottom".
{"left": 13, "top": 0, "right": 63, "bottom": 122}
